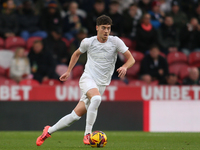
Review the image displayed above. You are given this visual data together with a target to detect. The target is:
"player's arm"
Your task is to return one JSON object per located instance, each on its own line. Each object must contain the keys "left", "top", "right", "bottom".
{"left": 117, "top": 50, "right": 135, "bottom": 78}
{"left": 59, "top": 49, "right": 82, "bottom": 81}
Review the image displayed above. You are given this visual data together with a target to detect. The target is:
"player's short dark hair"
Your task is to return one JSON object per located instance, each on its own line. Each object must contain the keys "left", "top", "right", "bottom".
{"left": 96, "top": 15, "right": 112, "bottom": 26}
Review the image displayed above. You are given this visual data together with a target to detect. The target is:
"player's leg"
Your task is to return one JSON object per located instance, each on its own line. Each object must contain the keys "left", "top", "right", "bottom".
{"left": 36, "top": 101, "right": 86, "bottom": 146}
{"left": 84, "top": 88, "right": 101, "bottom": 136}
{"left": 48, "top": 101, "right": 87, "bottom": 134}
{"left": 83, "top": 88, "right": 101, "bottom": 145}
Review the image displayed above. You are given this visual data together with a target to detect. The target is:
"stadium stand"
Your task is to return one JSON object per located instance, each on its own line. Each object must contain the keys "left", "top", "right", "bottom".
{"left": 130, "top": 51, "right": 144, "bottom": 62}
{"left": 0, "top": 78, "right": 17, "bottom": 85}
{"left": 72, "top": 65, "right": 84, "bottom": 79}
{"left": 167, "top": 52, "right": 188, "bottom": 65}
{"left": 109, "top": 80, "right": 127, "bottom": 86}
{"left": 120, "top": 37, "right": 134, "bottom": 50}
{"left": 128, "top": 80, "right": 158, "bottom": 86}
{"left": 126, "top": 63, "right": 140, "bottom": 80}
{"left": 19, "top": 79, "right": 40, "bottom": 86}
{"left": 0, "top": 37, "right": 5, "bottom": 50}
{"left": 169, "top": 63, "right": 189, "bottom": 77}
{"left": 42, "top": 79, "right": 62, "bottom": 86}
{"left": 188, "top": 52, "right": 200, "bottom": 67}
{"left": 5, "top": 37, "right": 26, "bottom": 50}
{"left": 56, "top": 64, "right": 72, "bottom": 80}
{"left": 0, "top": 0, "right": 199, "bottom": 86}
{"left": 179, "top": 65, "right": 190, "bottom": 80}
{"left": 26, "top": 37, "right": 42, "bottom": 50}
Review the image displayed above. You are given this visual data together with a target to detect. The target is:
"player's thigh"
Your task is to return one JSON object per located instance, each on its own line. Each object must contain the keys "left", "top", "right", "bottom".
{"left": 74, "top": 101, "right": 87, "bottom": 117}
{"left": 98, "top": 85, "right": 106, "bottom": 95}
{"left": 86, "top": 88, "right": 101, "bottom": 100}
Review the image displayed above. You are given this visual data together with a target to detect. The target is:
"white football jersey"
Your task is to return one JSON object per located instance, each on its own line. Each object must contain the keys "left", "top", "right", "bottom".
{"left": 79, "top": 36, "right": 128, "bottom": 85}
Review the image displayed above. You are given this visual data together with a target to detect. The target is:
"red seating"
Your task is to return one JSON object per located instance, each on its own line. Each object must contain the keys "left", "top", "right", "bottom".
{"left": 159, "top": 52, "right": 166, "bottom": 58}
{"left": 19, "top": 79, "right": 40, "bottom": 86}
{"left": 188, "top": 52, "right": 200, "bottom": 67}
{"left": 72, "top": 65, "right": 84, "bottom": 79}
{"left": 169, "top": 63, "right": 188, "bottom": 76}
{"left": 179, "top": 65, "right": 190, "bottom": 80}
{"left": 130, "top": 51, "right": 144, "bottom": 62}
{"left": 42, "top": 79, "right": 61, "bottom": 86}
{"left": 0, "top": 66, "right": 6, "bottom": 76}
{"left": 128, "top": 80, "right": 147, "bottom": 86}
{"left": 109, "top": 80, "right": 127, "bottom": 86}
{"left": 63, "top": 79, "right": 79, "bottom": 85}
{"left": 61, "top": 37, "right": 70, "bottom": 48}
{"left": 26, "top": 37, "right": 42, "bottom": 50}
{"left": 120, "top": 37, "right": 133, "bottom": 49}
{"left": 5, "top": 37, "right": 26, "bottom": 50}
{"left": 129, "top": 80, "right": 158, "bottom": 86}
{"left": 0, "top": 78, "right": 17, "bottom": 85}
{"left": 0, "top": 37, "right": 4, "bottom": 49}
{"left": 56, "top": 64, "right": 72, "bottom": 79}
{"left": 167, "top": 52, "right": 187, "bottom": 65}
{"left": 126, "top": 63, "right": 140, "bottom": 79}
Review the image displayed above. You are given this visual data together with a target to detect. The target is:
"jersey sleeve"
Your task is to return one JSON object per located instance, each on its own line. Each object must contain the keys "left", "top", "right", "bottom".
{"left": 79, "top": 38, "right": 89, "bottom": 53}
{"left": 115, "top": 37, "right": 128, "bottom": 53}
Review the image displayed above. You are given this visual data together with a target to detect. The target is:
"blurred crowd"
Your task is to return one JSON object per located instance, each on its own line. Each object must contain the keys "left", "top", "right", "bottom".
{"left": 0, "top": 0, "right": 200, "bottom": 86}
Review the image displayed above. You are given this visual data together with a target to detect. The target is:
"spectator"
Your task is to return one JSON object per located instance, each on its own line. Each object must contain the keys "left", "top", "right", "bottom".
{"left": 61, "top": 1, "right": 87, "bottom": 19}
{"left": 107, "top": 1, "right": 123, "bottom": 36}
{"left": 140, "top": 45, "right": 169, "bottom": 83}
{"left": 10, "top": 47, "right": 31, "bottom": 83}
{"left": 0, "top": 0, "right": 19, "bottom": 38}
{"left": 86, "top": 0, "right": 106, "bottom": 36}
{"left": 43, "top": 29, "right": 70, "bottom": 65}
{"left": 167, "top": 0, "right": 188, "bottom": 29}
{"left": 157, "top": 16, "right": 179, "bottom": 54}
{"left": 158, "top": 0, "right": 171, "bottom": 14}
{"left": 35, "top": 0, "right": 62, "bottom": 15}
{"left": 180, "top": 18, "right": 200, "bottom": 56}
{"left": 190, "top": 3, "right": 200, "bottom": 23}
{"left": 73, "top": 0, "right": 95, "bottom": 13}
{"left": 122, "top": 3, "right": 142, "bottom": 39}
{"left": 160, "top": 73, "right": 180, "bottom": 85}
{"left": 138, "top": 0, "right": 152, "bottom": 13}
{"left": 118, "top": 0, "right": 136, "bottom": 14}
{"left": 28, "top": 40, "right": 58, "bottom": 83}
{"left": 63, "top": 1, "right": 84, "bottom": 41}
{"left": 148, "top": 0, "right": 164, "bottom": 29}
{"left": 136, "top": 13, "right": 157, "bottom": 53}
{"left": 18, "top": 0, "right": 47, "bottom": 41}
{"left": 69, "top": 27, "right": 87, "bottom": 65}
{"left": 183, "top": 67, "right": 200, "bottom": 85}
{"left": 40, "top": 0, "right": 63, "bottom": 34}
{"left": 181, "top": 0, "right": 198, "bottom": 18}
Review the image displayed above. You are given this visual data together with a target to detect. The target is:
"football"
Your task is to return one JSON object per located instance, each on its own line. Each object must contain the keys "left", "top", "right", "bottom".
{"left": 89, "top": 131, "right": 107, "bottom": 148}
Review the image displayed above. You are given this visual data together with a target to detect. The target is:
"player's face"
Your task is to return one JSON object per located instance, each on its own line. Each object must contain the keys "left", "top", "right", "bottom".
{"left": 96, "top": 25, "right": 111, "bottom": 42}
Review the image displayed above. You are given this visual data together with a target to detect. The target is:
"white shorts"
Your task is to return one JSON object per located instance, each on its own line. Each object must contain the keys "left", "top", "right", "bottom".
{"left": 79, "top": 73, "right": 106, "bottom": 109}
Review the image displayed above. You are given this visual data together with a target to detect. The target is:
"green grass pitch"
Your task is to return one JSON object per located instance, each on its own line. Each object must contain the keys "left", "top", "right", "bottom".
{"left": 0, "top": 131, "right": 200, "bottom": 150}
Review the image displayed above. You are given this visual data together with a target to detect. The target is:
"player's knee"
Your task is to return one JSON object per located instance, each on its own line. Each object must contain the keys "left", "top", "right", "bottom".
{"left": 90, "top": 95, "right": 101, "bottom": 107}
{"left": 71, "top": 110, "right": 81, "bottom": 121}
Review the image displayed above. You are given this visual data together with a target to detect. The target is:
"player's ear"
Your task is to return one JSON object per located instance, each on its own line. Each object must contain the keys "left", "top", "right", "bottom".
{"left": 96, "top": 25, "right": 99, "bottom": 31}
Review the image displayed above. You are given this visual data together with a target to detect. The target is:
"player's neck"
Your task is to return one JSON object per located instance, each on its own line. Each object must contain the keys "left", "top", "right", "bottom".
{"left": 97, "top": 36, "right": 108, "bottom": 43}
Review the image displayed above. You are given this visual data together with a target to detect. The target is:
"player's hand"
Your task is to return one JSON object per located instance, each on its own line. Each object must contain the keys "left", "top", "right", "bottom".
{"left": 117, "top": 66, "right": 127, "bottom": 79}
{"left": 59, "top": 71, "right": 71, "bottom": 81}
